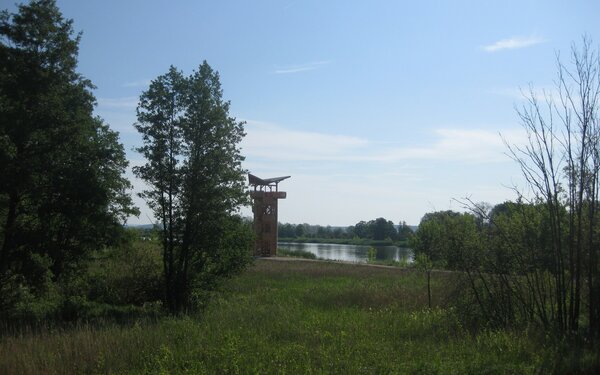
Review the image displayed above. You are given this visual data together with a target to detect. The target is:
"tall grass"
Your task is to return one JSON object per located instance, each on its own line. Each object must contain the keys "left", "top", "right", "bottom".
{"left": 276, "top": 247, "right": 317, "bottom": 259}
{"left": 1, "top": 259, "right": 597, "bottom": 373}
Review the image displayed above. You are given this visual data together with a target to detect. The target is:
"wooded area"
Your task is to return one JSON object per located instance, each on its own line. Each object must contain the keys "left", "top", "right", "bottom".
{"left": 0, "top": 0, "right": 252, "bottom": 321}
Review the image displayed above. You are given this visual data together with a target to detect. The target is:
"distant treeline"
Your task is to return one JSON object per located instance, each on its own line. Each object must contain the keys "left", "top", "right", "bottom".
{"left": 278, "top": 218, "right": 414, "bottom": 242}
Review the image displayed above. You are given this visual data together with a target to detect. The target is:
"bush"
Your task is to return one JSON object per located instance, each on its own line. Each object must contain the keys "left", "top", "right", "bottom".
{"left": 87, "top": 237, "right": 163, "bottom": 307}
{"left": 0, "top": 229, "right": 165, "bottom": 327}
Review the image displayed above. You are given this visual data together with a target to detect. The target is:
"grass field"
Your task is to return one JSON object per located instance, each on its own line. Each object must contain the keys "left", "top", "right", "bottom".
{"left": 0, "top": 259, "right": 596, "bottom": 374}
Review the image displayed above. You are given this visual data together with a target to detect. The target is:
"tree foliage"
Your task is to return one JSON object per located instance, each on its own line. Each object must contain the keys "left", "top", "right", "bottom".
{"left": 278, "top": 218, "right": 413, "bottom": 243}
{"left": 413, "top": 36, "right": 600, "bottom": 340}
{"left": 0, "top": 0, "right": 137, "bottom": 315}
{"left": 134, "top": 62, "right": 252, "bottom": 314}
{"left": 410, "top": 211, "right": 481, "bottom": 270}
{"left": 494, "top": 37, "right": 600, "bottom": 337}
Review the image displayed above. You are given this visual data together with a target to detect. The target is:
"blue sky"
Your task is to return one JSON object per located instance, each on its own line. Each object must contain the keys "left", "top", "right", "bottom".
{"left": 4, "top": 0, "right": 598, "bottom": 225}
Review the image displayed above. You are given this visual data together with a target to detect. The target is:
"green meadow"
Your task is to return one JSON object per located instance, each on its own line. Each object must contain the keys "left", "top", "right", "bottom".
{"left": 3, "top": 259, "right": 595, "bottom": 374}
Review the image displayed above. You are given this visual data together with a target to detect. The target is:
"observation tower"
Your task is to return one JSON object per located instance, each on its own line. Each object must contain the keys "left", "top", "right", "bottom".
{"left": 248, "top": 174, "right": 290, "bottom": 257}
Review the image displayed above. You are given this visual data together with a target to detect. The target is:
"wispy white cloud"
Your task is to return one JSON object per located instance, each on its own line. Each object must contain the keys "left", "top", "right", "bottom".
{"left": 122, "top": 79, "right": 151, "bottom": 88}
{"left": 97, "top": 96, "right": 138, "bottom": 109}
{"left": 241, "top": 120, "right": 524, "bottom": 164}
{"left": 378, "top": 129, "right": 525, "bottom": 163}
{"left": 241, "top": 120, "right": 367, "bottom": 160}
{"left": 483, "top": 35, "right": 546, "bottom": 52}
{"left": 273, "top": 60, "right": 331, "bottom": 74}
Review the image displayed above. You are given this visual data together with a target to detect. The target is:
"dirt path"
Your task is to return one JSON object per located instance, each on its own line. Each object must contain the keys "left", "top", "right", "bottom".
{"left": 257, "top": 256, "right": 456, "bottom": 274}
{"left": 258, "top": 256, "right": 409, "bottom": 270}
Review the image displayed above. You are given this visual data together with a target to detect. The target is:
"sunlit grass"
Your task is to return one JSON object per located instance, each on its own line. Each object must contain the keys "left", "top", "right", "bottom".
{"left": 1, "top": 259, "right": 595, "bottom": 374}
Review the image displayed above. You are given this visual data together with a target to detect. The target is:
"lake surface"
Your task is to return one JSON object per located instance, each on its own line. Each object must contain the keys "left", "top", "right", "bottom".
{"left": 278, "top": 242, "right": 414, "bottom": 263}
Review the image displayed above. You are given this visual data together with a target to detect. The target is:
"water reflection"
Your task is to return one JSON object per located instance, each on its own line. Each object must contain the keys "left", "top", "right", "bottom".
{"left": 278, "top": 242, "right": 413, "bottom": 263}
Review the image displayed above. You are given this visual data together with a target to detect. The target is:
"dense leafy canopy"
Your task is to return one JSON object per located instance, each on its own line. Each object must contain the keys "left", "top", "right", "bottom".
{"left": 410, "top": 210, "right": 481, "bottom": 270}
{"left": 134, "top": 62, "right": 252, "bottom": 314}
{"left": 0, "top": 0, "right": 137, "bottom": 316}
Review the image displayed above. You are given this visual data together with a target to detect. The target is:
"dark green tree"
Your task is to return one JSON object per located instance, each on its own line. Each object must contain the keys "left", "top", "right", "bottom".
{"left": 0, "top": 0, "right": 137, "bottom": 314}
{"left": 134, "top": 62, "right": 251, "bottom": 314}
{"left": 410, "top": 211, "right": 481, "bottom": 270}
{"left": 397, "top": 221, "right": 414, "bottom": 241}
{"left": 472, "top": 200, "right": 555, "bottom": 327}
{"left": 353, "top": 221, "right": 369, "bottom": 238}
{"left": 278, "top": 223, "right": 295, "bottom": 238}
{"left": 332, "top": 227, "right": 344, "bottom": 239}
{"left": 369, "top": 217, "right": 397, "bottom": 241}
{"left": 295, "top": 223, "right": 306, "bottom": 238}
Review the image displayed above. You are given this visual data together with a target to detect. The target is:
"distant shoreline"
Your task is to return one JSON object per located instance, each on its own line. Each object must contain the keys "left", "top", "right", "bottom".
{"left": 278, "top": 237, "right": 410, "bottom": 247}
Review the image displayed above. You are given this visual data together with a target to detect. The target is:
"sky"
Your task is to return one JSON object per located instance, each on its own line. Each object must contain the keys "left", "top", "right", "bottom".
{"left": 3, "top": 0, "right": 599, "bottom": 226}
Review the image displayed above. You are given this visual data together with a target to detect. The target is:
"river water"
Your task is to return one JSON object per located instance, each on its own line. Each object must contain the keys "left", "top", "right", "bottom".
{"left": 278, "top": 242, "right": 414, "bottom": 263}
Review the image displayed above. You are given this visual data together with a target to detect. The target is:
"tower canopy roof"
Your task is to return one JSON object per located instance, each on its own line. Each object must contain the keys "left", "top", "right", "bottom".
{"left": 248, "top": 173, "right": 290, "bottom": 187}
